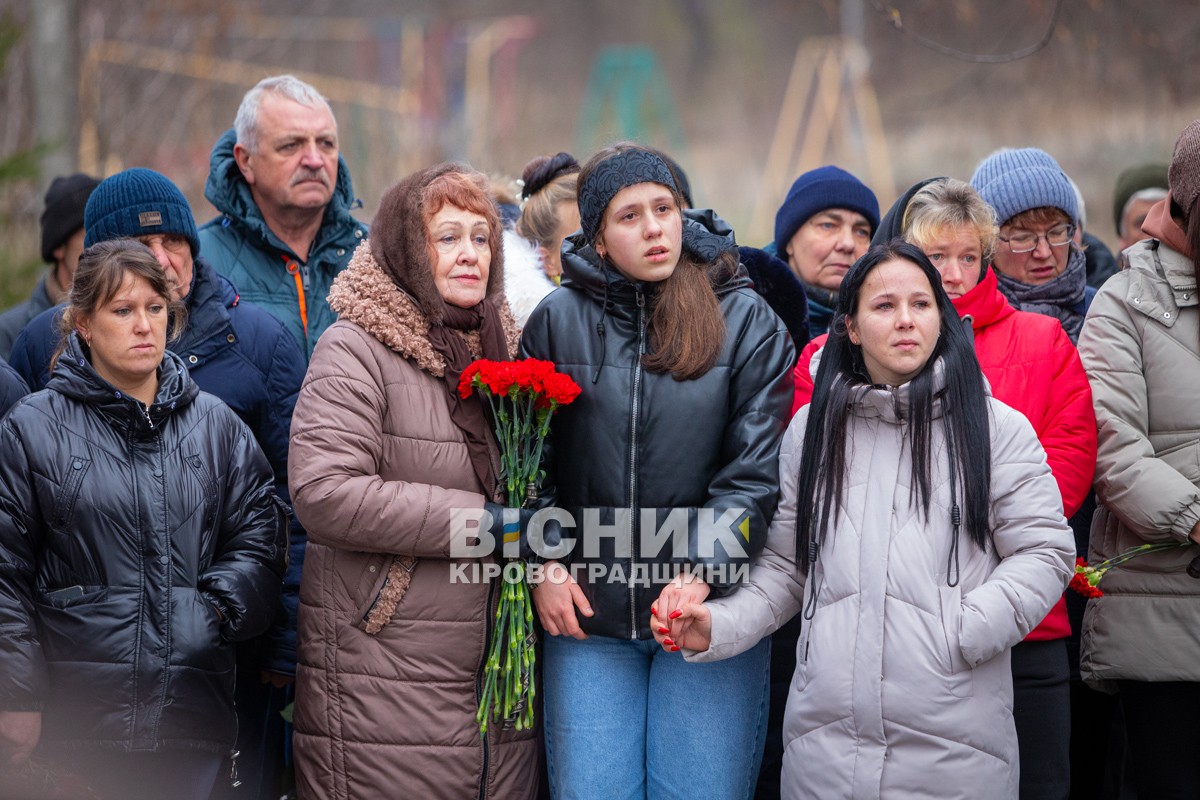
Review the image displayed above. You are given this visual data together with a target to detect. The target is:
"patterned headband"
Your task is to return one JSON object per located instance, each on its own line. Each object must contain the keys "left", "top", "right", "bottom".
{"left": 578, "top": 149, "right": 679, "bottom": 242}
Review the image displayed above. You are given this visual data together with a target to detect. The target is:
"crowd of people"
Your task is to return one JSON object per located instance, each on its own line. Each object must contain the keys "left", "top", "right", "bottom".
{"left": 0, "top": 72, "right": 1197, "bottom": 800}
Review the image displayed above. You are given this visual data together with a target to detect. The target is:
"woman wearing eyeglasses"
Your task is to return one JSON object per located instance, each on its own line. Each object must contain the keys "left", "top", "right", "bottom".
{"left": 969, "top": 148, "right": 1096, "bottom": 344}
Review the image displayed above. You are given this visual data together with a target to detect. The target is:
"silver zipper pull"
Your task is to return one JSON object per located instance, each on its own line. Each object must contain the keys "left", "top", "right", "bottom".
{"left": 229, "top": 748, "right": 242, "bottom": 788}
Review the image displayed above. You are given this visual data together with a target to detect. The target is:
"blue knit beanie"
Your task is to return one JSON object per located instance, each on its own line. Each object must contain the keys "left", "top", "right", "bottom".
{"left": 84, "top": 167, "right": 200, "bottom": 255}
{"left": 773, "top": 166, "right": 880, "bottom": 249}
{"left": 969, "top": 147, "right": 1078, "bottom": 228}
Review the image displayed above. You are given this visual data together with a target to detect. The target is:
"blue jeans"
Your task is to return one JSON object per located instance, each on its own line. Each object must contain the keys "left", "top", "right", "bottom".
{"left": 543, "top": 633, "right": 770, "bottom": 800}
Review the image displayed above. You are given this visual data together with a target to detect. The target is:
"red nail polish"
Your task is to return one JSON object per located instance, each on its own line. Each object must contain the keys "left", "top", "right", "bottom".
{"left": 651, "top": 607, "right": 658, "bottom": 617}
{"left": 668, "top": 609, "right": 682, "bottom": 620}
{"left": 663, "top": 638, "right": 674, "bottom": 647}
{"left": 670, "top": 646, "right": 680, "bottom": 652}
{"left": 658, "top": 627, "right": 669, "bottom": 635}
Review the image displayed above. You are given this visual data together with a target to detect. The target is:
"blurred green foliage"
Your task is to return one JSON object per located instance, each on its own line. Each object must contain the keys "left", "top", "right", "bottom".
{"left": 0, "top": 10, "right": 45, "bottom": 311}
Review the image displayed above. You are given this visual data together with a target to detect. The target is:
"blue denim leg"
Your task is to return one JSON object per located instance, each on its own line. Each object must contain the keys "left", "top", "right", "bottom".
{"left": 543, "top": 634, "right": 655, "bottom": 799}
{"left": 543, "top": 633, "right": 770, "bottom": 800}
{"left": 646, "top": 637, "right": 770, "bottom": 800}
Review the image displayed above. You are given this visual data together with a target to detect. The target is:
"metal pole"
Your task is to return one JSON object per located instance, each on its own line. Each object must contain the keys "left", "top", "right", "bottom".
{"left": 31, "top": 0, "right": 78, "bottom": 186}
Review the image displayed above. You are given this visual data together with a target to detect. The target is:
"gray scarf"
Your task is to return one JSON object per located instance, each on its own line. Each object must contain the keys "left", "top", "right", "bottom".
{"left": 994, "top": 247, "right": 1087, "bottom": 342}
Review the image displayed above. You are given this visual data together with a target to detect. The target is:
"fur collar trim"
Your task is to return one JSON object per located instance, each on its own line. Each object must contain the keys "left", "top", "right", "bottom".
{"left": 328, "top": 241, "right": 520, "bottom": 377}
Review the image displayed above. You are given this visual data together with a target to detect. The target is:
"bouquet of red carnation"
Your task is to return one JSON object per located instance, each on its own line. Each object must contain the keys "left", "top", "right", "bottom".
{"left": 1070, "top": 540, "right": 1197, "bottom": 598}
{"left": 457, "top": 358, "right": 581, "bottom": 734}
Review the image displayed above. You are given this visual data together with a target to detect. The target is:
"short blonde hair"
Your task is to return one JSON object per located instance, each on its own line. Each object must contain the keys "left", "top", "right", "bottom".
{"left": 903, "top": 179, "right": 998, "bottom": 262}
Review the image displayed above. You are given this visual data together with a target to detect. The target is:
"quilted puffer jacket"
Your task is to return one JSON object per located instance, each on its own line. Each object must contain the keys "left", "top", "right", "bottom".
{"left": 0, "top": 336, "right": 287, "bottom": 754}
{"left": 520, "top": 210, "right": 796, "bottom": 640}
{"left": 691, "top": 369, "right": 1074, "bottom": 799}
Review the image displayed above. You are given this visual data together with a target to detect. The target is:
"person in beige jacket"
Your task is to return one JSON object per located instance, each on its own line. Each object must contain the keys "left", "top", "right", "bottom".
{"left": 655, "top": 241, "right": 1074, "bottom": 799}
{"left": 1076, "top": 118, "right": 1200, "bottom": 798}
{"left": 288, "top": 164, "right": 537, "bottom": 799}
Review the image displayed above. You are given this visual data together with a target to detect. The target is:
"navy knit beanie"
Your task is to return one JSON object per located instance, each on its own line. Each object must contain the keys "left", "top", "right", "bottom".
{"left": 84, "top": 168, "right": 200, "bottom": 255}
{"left": 40, "top": 173, "right": 101, "bottom": 263}
{"left": 969, "top": 147, "right": 1078, "bottom": 228}
{"left": 773, "top": 166, "right": 879, "bottom": 250}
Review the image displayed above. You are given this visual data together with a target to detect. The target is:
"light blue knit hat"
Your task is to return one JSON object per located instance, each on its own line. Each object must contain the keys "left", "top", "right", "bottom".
{"left": 969, "top": 147, "right": 1078, "bottom": 227}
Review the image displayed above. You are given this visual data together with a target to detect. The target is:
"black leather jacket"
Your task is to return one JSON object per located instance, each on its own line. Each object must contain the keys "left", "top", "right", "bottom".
{"left": 0, "top": 335, "right": 287, "bottom": 754}
{"left": 521, "top": 211, "right": 796, "bottom": 639}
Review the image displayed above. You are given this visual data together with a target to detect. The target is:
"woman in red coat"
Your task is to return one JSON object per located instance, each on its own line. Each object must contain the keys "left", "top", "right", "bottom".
{"left": 794, "top": 178, "right": 1095, "bottom": 799}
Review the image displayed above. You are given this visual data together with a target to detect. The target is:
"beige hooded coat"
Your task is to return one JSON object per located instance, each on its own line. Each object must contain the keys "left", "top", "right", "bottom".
{"left": 288, "top": 231, "right": 537, "bottom": 798}
{"left": 1077, "top": 218, "right": 1200, "bottom": 687}
{"left": 688, "top": 374, "right": 1073, "bottom": 799}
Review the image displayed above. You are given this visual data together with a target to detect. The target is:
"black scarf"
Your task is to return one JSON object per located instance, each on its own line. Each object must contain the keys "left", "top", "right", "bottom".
{"left": 427, "top": 299, "right": 511, "bottom": 499}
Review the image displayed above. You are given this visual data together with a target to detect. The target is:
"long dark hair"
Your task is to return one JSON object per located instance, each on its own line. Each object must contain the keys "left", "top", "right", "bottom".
{"left": 578, "top": 143, "right": 728, "bottom": 381}
{"left": 794, "top": 240, "right": 993, "bottom": 577}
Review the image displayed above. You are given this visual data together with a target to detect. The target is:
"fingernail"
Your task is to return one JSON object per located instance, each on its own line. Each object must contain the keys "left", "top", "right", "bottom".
{"left": 651, "top": 606, "right": 658, "bottom": 617}
{"left": 670, "top": 646, "right": 680, "bottom": 652}
{"left": 658, "top": 626, "right": 670, "bottom": 635}
{"left": 668, "top": 609, "right": 682, "bottom": 620}
{"left": 663, "top": 638, "right": 674, "bottom": 647}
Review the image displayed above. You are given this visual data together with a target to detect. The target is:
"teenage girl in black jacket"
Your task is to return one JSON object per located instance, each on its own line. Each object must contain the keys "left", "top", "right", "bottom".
{"left": 521, "top": 143, "right": 795, "bottom": 798}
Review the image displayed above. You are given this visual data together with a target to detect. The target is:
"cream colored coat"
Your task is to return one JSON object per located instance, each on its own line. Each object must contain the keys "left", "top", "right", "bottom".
{"left": 689, "top": 377, "right": 1073, "bottom": 800}
{"left": 1078, "top": 237, "right": 1200, "bottom": 686}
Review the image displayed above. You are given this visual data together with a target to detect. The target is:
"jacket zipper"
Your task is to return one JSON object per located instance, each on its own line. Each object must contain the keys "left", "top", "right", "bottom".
{"left": 628, "top": 290, "right": 646, "bottom": 640}
{"left": 476, "top": 579, "right": 495, "bottom": 799}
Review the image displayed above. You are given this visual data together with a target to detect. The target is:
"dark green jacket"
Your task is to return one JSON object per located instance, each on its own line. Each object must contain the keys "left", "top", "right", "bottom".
{"left": 199, "top": 128, "right": 368, "bottom": 359}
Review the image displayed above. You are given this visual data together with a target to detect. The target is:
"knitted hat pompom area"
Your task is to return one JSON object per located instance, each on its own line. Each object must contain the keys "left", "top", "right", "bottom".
{"left": 773, "top": 165, "right": 880, "bottom": 251}
{"left": 969, "top": 147, "right": 1078, "bottom": 228}
{"left": 83, "top": 167, "right": 200, "bottom": 256}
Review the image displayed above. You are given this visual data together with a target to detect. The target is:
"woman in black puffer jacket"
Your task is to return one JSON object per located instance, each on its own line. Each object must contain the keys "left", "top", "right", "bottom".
{"left": 521, "top": 143, "right": 795, "bottom": 798}
{"left": 0, "top": 240, "right": 287, "bottom": 800}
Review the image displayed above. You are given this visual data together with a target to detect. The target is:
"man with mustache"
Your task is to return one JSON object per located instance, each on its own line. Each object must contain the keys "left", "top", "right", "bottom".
{"left": 200, "top": 75, "right": 368, "bottom": 360}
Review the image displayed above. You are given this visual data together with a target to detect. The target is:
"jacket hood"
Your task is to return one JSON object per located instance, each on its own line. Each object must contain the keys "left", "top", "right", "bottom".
{"left": 559, "top": 207, "right": 749, "bottom": 307}
{"left": 871, "top": 177, "right": 948, "bottom": 247}
{"left": 327, "top": 241, "right": 519, "bottom": 378}
{"left": 846, "top": 357, "right": 953, "bottom": 423}
{"left": 49, "top": 333, "right": 198, "bottom": 434}
{"left": 739, "top": 244, "right": 810, "bottom": 349}
{"left": 203, "top": 127, "right": 362, "bottom": 254}
{"left": 368, "top": 163, "right": 506, "bottom": 326}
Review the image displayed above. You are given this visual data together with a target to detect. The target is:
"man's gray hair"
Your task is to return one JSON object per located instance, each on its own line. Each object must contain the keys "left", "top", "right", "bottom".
{"left": 1120, "top": 187, "right": 1169, "bottom": 236}
{"left": 234, "top": 75, "right": 334, "bottom": 152}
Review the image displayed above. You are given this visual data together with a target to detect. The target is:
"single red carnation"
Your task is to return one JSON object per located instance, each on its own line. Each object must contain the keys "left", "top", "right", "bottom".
{"left": 544, "top": 372, "right": 582, "bottom": 406}
{"left": 459, "top": 361, "right": 485, "bottom": 398}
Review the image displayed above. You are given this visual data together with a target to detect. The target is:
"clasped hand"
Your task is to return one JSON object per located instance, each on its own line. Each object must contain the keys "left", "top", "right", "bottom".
{"left": 650, "top": 571, "right": 713, "bottom": 653}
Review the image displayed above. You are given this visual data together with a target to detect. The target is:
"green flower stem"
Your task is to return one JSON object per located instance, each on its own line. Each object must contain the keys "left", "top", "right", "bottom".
{"left": 1097, "top": 541, "right": 1189, "bottom": 571}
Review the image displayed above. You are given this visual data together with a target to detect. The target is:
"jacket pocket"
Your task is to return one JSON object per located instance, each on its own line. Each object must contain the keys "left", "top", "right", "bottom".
{"left": 938, "top": 585, "right": 974, "bottom": 698}
{"left": 354, "top": 555, "right": 418, "bottom": 635}
{"left": 51, "top": 456, "right": 91, "bottom": 529}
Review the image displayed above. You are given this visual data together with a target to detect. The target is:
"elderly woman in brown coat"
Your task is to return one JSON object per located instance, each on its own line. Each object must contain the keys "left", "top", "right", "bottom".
{"left": 288, "top": 164, "right": 536, "bottom": 799}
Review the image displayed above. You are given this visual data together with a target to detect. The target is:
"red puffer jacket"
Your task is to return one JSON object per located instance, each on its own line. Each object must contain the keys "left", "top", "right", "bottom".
{"left": 792, "top": 268, "right": 1096, "bottom": 640}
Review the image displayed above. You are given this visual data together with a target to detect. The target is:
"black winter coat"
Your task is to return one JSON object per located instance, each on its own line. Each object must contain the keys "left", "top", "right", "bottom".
{"left": 520, "top": 212, "right": 796, "bottom": 639}
{"left": 8, "top": 258, "right": 306, "bottom": 674}
{"left": 0, "top": 336, "right": 287, "bottom": 754}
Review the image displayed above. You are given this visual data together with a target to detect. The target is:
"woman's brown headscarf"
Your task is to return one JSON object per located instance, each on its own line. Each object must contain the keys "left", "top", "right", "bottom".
{"left": 370, "top": 163, "right": 511, "bottom": 498}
